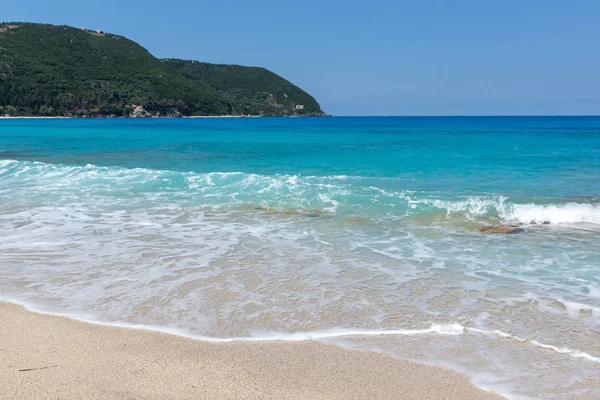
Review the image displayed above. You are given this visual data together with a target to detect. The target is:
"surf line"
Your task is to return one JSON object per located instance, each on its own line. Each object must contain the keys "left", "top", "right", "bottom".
{"left": 3, "top": 298, "right": 599, "bottom": 364}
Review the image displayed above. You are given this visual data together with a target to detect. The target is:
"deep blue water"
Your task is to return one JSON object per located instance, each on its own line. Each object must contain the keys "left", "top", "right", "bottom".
{"left": 1, "top": 116, "right": 600, "bottom": 398}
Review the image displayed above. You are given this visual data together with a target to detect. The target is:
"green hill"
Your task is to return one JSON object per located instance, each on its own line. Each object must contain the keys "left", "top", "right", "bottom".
{"left": 0, "top": 23, "right": 326, "bottom": 117}
{"left": 162, "top": 59, "right": 324, "bottom": 116}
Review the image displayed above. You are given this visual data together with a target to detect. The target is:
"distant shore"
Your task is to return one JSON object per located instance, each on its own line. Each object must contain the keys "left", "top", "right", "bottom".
{"left": 0, "top": 115, "right": 251, "bottom": 119}
{"left": 0, "top": 115, "right": 247, "bottom": 119}
{"left": 0, "top": 115, "right": 329, "bottom": 119}
{"left": 0, "top": 302, "right": 502, "bottom": 400}
{"left": 0, "top": 116, "right": 71, "bottom": 119}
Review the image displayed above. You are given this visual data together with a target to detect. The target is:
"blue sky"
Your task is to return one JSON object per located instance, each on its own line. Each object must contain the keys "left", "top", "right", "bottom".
{"left": 3, "top": 1, "right": 600, "bottom": 115}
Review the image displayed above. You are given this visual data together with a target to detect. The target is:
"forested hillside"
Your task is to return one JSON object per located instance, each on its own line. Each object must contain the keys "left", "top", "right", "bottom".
{"left": 162, "top": 59, "right": 323, "bottom": 116}
{"left": 0, "top": 23, "right": 326, "bottom": 117}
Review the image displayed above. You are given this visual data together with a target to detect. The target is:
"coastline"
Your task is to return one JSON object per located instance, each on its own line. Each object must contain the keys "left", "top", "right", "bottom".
{"left": 0, "top": 301, "right": 502, "bottom": 399}
{"left": 0, "top": 113, "right": 331, "bottom": 119}
{"left": 0, "top": 116, "right": 71, "bottom": 119}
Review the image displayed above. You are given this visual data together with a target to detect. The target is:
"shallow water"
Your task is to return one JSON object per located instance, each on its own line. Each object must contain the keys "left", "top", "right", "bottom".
{"left": 1, "top": 117, "right": 600, "bottom": 399}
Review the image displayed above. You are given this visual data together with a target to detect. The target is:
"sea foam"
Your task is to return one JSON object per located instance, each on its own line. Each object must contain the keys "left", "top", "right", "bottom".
{"left": 2, "top": 159, "right": 600, "bottom": 225}
{"left": 2, "top": 156, "right": 600, "bottom": 398}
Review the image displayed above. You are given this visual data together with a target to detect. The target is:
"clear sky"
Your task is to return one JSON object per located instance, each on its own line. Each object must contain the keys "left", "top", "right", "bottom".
{"left": 3, "top": 1, "right": 600, "bottom": 116}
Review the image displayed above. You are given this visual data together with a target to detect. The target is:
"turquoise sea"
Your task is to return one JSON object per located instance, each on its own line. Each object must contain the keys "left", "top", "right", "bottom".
{"left": 1, "top": 117, "right": 599, "bottom": 398}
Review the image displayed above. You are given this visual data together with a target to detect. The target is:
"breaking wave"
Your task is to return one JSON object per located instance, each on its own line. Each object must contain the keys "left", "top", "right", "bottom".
{"left": 1, "top": 159, "right": 599, "bottom": 225}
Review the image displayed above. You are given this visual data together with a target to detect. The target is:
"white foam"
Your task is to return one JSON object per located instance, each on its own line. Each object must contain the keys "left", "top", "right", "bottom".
{"left": 396, "top": 191, "right": 600, "bottom": 225}
{"left": 2, "top": 159, "right": 600, "bottom": 398}
{"left": 4, "top": 159, "right": 599, "bottom": 225}
{"left": 429, "top": 196, "right": 508, "bottom": 217}
{"left": 466, "top": 327, "right": 600, "bottom": 364}
{"left": 6, "top": 296, "right": 599, "bottom": 370}
{"left": 530, "top": 341, "right": 600, "bottom": 363}
{"left": 503, "top": 203, "right": 600, "bottom": 224}
{"left": 0, "top": 298, "right": 464, "bottom": 341}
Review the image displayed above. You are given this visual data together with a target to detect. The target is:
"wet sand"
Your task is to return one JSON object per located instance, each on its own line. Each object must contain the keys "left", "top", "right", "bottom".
{"left": 0, "top": 302, "right": 502, "bottom": 399}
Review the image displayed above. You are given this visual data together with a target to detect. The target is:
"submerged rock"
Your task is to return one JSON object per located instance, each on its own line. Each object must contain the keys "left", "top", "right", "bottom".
{"left": 479, "top": 225, "right": 524, "bottom": 234}
{"left": 346, "top": 217, "right": 368, "bottom": 224}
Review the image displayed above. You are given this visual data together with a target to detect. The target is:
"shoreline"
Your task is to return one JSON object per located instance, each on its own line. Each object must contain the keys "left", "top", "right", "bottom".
{"left": 0, "top": 116, "right": 71, "bottom": 119}
{"left": 0, "top": 301, "right": 503, "bottom": 399}
{"left": 0, "top": 114, "right": 330, "bottom": 119}
{"left": 0, "top": 115, "right": 248, "bottom": 119}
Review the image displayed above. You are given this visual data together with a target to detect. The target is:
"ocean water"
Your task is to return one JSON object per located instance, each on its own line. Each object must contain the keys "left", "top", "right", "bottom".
{"left": 1, "top": 116, "right": 599, "bottom": 398}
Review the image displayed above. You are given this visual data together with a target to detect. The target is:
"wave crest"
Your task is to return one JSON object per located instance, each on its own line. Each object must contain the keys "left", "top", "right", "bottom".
{"left": 1, "top": 160, "right": 599, "bottom": 225}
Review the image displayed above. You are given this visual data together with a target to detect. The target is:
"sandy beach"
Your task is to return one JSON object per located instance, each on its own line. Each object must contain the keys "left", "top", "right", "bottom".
{"left": 0, "top": 302, "right": 502, "bottom": 399}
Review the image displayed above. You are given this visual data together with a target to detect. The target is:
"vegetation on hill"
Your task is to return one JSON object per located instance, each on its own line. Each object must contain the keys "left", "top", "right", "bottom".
{"left": 0, "top": 22, "right": 326, "bottom": 117}
{"left": 162, "top": 59, "right": 323, "bottom": 116}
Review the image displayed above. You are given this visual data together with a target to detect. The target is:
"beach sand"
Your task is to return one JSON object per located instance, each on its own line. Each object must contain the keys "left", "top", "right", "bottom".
{"left": 0, "top": 302, "right": 502, "bottom": 399}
